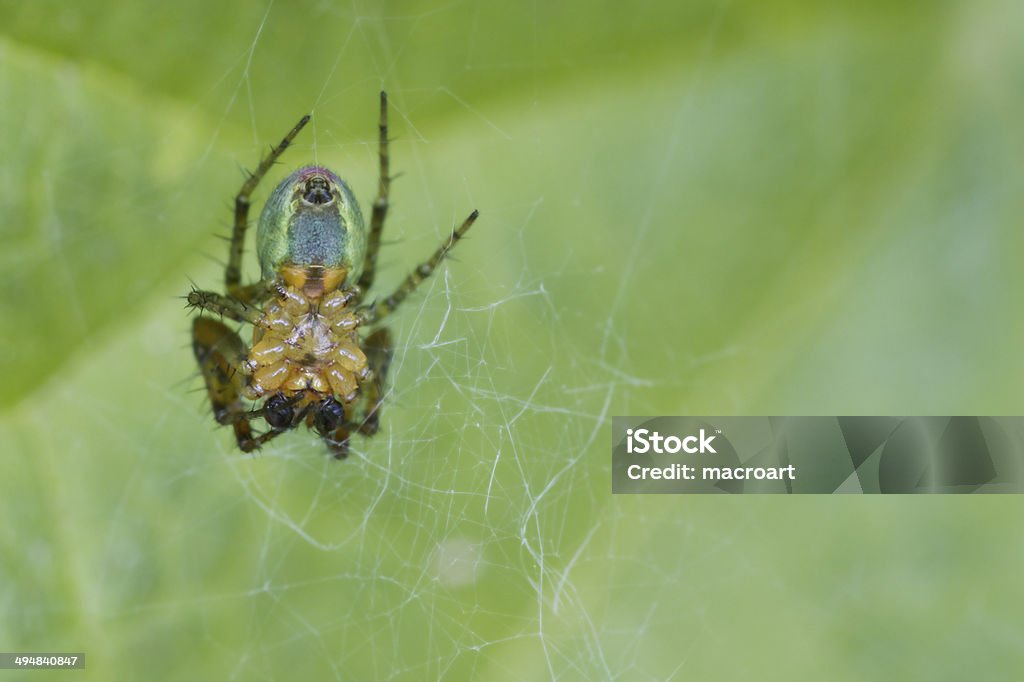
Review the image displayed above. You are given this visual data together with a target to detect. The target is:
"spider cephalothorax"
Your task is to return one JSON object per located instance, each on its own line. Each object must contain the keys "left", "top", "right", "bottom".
{"left": 188, "top": 93, "right": 479, "bottom": 458}
{"left": 243, "top": 282, "right": 367, "bottom": 402}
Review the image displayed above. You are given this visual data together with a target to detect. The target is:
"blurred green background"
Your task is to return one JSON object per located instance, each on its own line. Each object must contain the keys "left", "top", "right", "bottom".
{"left": 2, "top": 0, "right": 1023, "bottom": 679}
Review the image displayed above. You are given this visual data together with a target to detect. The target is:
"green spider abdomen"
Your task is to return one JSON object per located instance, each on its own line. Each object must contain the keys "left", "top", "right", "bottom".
{"left": 256, "top": 166, "right": 367, "bottom": 285}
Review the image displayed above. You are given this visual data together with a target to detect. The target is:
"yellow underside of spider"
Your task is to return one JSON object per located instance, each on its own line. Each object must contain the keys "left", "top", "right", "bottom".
{"left": 244, "top": 265, "right": 370, "bottom": 404}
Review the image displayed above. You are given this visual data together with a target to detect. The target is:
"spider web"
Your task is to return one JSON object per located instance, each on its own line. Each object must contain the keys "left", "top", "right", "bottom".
{"left": 5, "top": 1, "right": 1024, "bottom": 679}
{"left": 148, "top": 2, "right": 735, "bottom": 679}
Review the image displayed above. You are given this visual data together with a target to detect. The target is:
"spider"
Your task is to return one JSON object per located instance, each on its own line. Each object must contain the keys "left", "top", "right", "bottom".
{"left": 187, "top": 91, "right": 479, "bottom": 459}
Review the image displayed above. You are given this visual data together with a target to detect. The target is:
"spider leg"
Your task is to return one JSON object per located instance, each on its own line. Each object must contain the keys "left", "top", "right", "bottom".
{"left": 361, "top": 209, "right": 479, "bottom": 325}
{"left": 226, "top": 114, "right": 311, "bottom": 297}
{"left": 358, "top": 90, "right": 391, "bottom": 291}
{"left": 192, "top": 317, "right": 274, "bottom": 452}
{"left": 230, "top": 280, "right": 275, "bottom": 306}
{"left": 319, "top": 324, "right": 390, "bottom": 456}
{"left": 323, "top": 425, "right": 353, "bottom": 460}
{"left": 357, "top": 327, "right": 393, "bottom": 436}
{"left": 187, "top": 288, "right": 263, "bottom": 325}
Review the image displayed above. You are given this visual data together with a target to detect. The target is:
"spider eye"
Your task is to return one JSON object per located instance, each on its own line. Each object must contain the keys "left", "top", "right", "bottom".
{"left": 264, "top": 394, "right": 294, "bottom": 429}
{"left": 314, "top": 398, "right": 346, "bottom": 434}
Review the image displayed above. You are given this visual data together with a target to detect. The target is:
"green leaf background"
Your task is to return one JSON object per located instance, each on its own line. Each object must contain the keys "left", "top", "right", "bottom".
{"left": 2, "top": 0, "right": 1024, "bottom": 679}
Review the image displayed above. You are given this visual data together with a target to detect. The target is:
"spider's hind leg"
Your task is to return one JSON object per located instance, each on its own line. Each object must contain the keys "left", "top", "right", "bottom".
{"left": 362, "top": 210, "right": 479, "bottom": 324}
{"left": 357, "top": 90, "right": 391, "bottom": 292}
{"left": 226, "top": 114, "right": 311, "bottom": 296}
{"left": 192, "top": 317, "right": 276, "bottom": 452}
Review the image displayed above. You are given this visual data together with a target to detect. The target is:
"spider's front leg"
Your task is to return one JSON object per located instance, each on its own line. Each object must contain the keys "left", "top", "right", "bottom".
{"left": 192, "top": 317, "right": 281, "bottom": 452}
{"left": 323, "top": 424, "right": 354, "bottom": 460}
{"left": 313, "top": 327, "right": 392, "bottom": 459}
{"left": 358, "top": 327, "right": 393, "bottom": 437}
